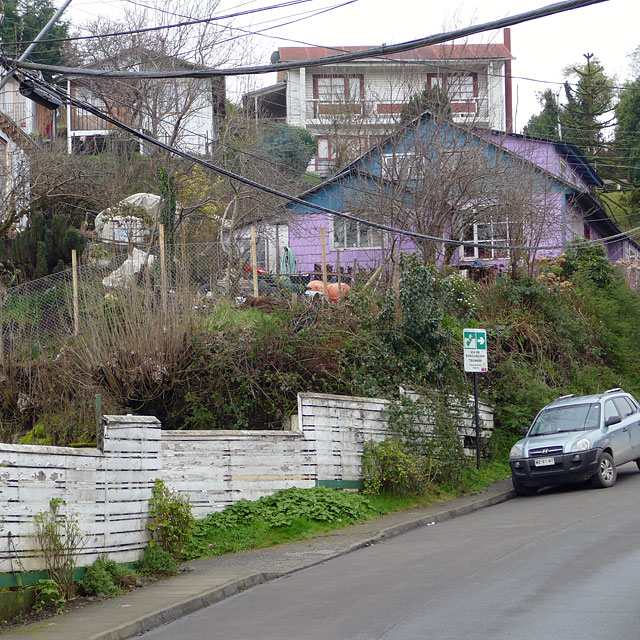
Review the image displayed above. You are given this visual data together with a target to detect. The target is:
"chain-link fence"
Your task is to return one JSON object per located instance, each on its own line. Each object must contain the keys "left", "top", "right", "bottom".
{"left": 0, "top": 239, "right": 379, "bottom": 358}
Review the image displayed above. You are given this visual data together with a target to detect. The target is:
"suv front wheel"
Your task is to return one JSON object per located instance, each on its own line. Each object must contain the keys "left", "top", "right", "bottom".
{"left": 512, "top": 476, "right": 538, "bottom": 496}
{"left": 590, "top": 452, "right": 617, "bottom": 488}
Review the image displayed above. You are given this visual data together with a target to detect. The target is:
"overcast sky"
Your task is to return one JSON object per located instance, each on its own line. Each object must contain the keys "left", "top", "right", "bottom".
{"left": 65, "top": 0, "right": 640, "bottom": 132}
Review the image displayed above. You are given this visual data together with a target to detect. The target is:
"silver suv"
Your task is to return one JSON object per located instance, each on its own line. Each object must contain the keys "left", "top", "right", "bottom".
{"left": 510, "top": 388, "right": 640, "bottom": 496}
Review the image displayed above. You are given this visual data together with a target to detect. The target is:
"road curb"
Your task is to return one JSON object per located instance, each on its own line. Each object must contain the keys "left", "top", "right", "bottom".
{"left": 89, "top": 487, "right": 515, "bottom": 640}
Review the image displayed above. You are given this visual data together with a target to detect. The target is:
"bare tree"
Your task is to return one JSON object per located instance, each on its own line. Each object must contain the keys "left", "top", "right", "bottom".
{"left": 338, "top": 116, "right": 563, "bottom": 276}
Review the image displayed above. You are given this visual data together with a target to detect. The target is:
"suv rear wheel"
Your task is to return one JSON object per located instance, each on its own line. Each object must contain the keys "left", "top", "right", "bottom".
{"left": 590, "top": 452, "right": 617, "bottom": 488}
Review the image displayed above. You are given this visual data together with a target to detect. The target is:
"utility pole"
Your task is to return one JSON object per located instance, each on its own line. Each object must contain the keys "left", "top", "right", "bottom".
{"left": 0, "top": 0, "right": 73, "bottom": 92}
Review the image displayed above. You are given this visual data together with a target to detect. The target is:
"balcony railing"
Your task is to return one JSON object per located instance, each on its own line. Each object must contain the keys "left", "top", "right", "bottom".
{"left": 305, "top": 97, "right": 490, "bottom": 124}
{"left": 0, "top": 102, "right": 30, "bottom": 127}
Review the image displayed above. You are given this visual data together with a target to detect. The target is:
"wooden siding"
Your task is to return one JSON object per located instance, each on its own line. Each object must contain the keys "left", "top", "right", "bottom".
{"left": 0, "top": 393, "right": 493, "bottom": 573}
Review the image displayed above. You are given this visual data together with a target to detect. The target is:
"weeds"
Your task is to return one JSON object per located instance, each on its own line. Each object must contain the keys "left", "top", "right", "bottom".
{"left": 147, "top": 479, "right": 195, "bottom": 560}
{"left": 33, "top": 499, "right": 85, "bottom": 600}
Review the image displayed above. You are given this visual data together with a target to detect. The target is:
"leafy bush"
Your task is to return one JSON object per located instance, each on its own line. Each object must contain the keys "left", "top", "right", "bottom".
{"left": 79, "top": 557, "right": 137, "bottom": 596}
{"left": 137, "top": 547, "right": 178, "bottom": 577}
{"left": 383, "top": 395, "right": 468, "bottom": 484}
{"left": 34, "top": 499, "right": 85, "bottom": 600}
{"left": 561, "top": 242, "right": 614, "bottom": 287}
{"left": 33, "top": 579, "right": 64, "bottom": 613}
{"left": 147, "top": 479, "right": 195, "bottom": 560}
{"left": 439, "top": 273, "right": 479, "bottom": 320}
{"left": 185, "top": 487, "right": 372, "bottom": 559}
{"left": 362, "top": 439, "right": 430, "bottom": 495}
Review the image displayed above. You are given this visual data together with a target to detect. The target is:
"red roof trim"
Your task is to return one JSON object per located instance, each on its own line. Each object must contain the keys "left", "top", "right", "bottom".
{"left": 277, "top": 43, "right": 513, "bottom": 62}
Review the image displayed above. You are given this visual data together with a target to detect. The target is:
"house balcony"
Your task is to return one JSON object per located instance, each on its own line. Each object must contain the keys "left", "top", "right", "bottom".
{"left": 304, "top": 97, "right": 489, "bottom": 126}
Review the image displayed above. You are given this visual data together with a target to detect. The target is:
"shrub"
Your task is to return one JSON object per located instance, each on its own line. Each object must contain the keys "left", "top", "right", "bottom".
{"left": 34, "top": 499, "right": 85, "bottom": 600}
{"left": 138, "top": 547, "right": 178, "bottom": 577}
{"left": 185, "top": 487, "right": 373, "bottom": 559}
{"left": 147, "top": 479, "right": 195, "bottom": 560}
{"left": 33, "top": 579, "right": 64, "bottom": 613}
{"left": 439, "top": 273, "right": 479, "bottom": 320}
{"left": 79, "top": 557, "right": 136, "bottom": 596}
{"left": 362, "top": 439, "right": 429, "bottom": 496}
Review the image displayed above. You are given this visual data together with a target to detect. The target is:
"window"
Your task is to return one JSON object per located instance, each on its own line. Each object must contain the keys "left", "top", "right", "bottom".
{"left": 613, "top": 397, "right": 636, "bottom": 419}
{"left": 461, "top": 219, "right": 510, "bottom": 260}
{"left": 312, "top": 75, "right": 364, "bottom": 117}
{"left": 427, "top": 73, "right": 478, "bottom": 114}
{"left": 316, "top": 76, "right": 361, "bottom": 102}
{"left": 604, "top": 400, "right": 620, "bottom": 424}
{"left": 331, "top": 216, "right": 383, "bottom": 250}
{"left": 315, "top": 135, "right": 378, "bottom": 174}
{"left": 558, "top": 157, "right": 569, "bottom": 181}
{"left": 381, "top": 153, "right": 424, "bottom": 181}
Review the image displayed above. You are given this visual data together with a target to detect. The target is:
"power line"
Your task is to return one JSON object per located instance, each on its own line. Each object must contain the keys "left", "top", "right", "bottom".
{"left": 11, "top": 0, "right": 609, "bottom": 79}
{"left": 24, "top": 69, "right": 640, "bottom": 254}
{"left": 0, "top": 0, "right": 317, "bottom": 47}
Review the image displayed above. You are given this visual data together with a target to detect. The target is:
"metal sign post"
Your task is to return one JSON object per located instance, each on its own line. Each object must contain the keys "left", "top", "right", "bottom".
{"left": 463, "top": 328, "right": 488, "bottom": 469}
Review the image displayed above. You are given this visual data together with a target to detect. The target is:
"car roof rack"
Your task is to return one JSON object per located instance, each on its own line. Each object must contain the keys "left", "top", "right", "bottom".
{"left": 555, "top": 394, "right": 576, "bottom": 401}
{"left": 603, "top": 387, "right": 624, "bottom": 394}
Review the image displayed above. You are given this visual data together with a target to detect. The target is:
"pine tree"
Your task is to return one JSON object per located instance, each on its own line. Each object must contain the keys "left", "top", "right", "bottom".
{"left": 401, "top": 84, "right": 452, "bottom": 123}
{"left": 615, "top": 78, "right": 640, "bottom": 184}
{"left": 523, "top": 90, "right": 561, "bottom": 140}
{"left": 0, "top": 0, "right": 69, "bottom": 70}
{"left": 560, "top": 54, "right": 615, "bottom": 165}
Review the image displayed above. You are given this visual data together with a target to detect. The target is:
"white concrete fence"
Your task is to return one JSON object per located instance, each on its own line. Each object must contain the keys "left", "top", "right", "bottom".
{"left": 0, "top": 391, "right": 493, "bottom": 576}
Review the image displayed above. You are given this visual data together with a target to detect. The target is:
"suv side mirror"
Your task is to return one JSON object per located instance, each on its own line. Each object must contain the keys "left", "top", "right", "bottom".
{"left": 605, "top": 415, "right": 622, "bottom": 428}
{"left": 520, "top": 427, "right": 529, "bottom": 436}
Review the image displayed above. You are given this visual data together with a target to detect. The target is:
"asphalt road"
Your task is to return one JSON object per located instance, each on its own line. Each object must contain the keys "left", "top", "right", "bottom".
{"left": 142, "top": 463, "right": 640, "bottom": 640}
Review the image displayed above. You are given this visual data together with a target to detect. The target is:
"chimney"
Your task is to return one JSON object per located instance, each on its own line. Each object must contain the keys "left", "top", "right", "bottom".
{"left": 504, "top": 28, "right": 513, "bottom": 133}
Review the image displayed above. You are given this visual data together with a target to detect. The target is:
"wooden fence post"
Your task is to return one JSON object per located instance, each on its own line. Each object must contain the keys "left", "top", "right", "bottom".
{"left": 251, "top": 225, "right": 259, "bottom": 297}
{"left": 159, "top": 224, "right": 167, "bottom": 316}
{"left": 336, "top": 249, "right": 342, "bottom": 301}
{"left": 72, "top": 249, "right": 79, "bottom": 335}
{"left": 320, "top": 227, "right": 328, "bottom": 299}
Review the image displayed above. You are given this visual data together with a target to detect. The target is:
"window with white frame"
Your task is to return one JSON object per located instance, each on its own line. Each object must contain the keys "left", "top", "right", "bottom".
{"left": 332, "top": 216, "right": 383, "bottom": 250}
{"left": 427, "top": 73, "right": 477, "bottom": 101}
{"left": 314, "top": 75, "right": 362, "bottom": 102}
{"left": 312, "top": 75, "right": 364, "bottom": 117}
{"left": 381, "top": 152, "right": 425, "bottom": 181}
{"left": 461, "top": 219, "right": 510, "bottom": 260}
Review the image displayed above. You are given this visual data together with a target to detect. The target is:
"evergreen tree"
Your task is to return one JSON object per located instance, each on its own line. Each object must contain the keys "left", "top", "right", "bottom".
{"left": 523, "top": 89, "right": 561, "bottom": 140}
{"left": 259, "top": 123, "right": 317, "bottom": 173}
{"left": 0, "top": 213, "right": 85, "bottom": 284}
{"left": 401, "top": 84, "right": 452, "bottom": 123}
{"left": 614, "top": 78, "right": 640, "bottom": 184}
{"left": 560, "top": 53, "right": 615, "bottom": 164}
{"left": 0, "top": 0, "right": 69, "bottom": 70}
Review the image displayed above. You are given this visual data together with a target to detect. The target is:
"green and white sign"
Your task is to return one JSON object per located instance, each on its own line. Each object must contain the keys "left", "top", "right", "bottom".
{"left": 463, "top": 328, "right": 488, "bottom": 373}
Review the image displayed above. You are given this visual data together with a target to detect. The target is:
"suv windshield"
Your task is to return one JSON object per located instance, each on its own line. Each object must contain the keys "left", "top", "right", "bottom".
{"left": 529, "top": 403, "right": 600, "bottom": 436}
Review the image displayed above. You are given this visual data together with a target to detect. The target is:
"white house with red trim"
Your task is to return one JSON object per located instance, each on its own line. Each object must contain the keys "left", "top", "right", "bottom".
{"left": 244, "top": 29, "right": 514, "bottom": 175}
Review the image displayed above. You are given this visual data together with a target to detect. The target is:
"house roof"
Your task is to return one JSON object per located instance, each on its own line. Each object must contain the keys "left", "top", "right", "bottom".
{"left": 275, "top": 43, "right": 513, "bottom": 64}
{"left": 487, "top": 129, "right": 604, "bottom": 189}
{"left": 286, "top": 110, "right": 640, "bottom": 252}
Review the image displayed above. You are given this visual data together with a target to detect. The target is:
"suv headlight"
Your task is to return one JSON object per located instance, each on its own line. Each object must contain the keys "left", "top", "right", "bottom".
{"left": 571, "top": 437, "right": 590, "bottom": 452}
{"left": 510, "top": 444, "right": 523, "bottom": 459}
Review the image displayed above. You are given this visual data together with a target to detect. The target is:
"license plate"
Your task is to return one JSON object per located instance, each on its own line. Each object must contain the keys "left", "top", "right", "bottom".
{"left": 534, "top": 457, "right": 555, "bottom": 467}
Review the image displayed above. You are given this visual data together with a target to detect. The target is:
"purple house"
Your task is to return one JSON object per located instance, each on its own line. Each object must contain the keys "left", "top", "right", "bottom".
{"left": 249, "top": 112, "right": 640, "bottom": 283}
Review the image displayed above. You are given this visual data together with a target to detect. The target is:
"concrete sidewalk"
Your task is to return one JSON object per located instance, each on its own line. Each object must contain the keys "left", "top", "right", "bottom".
{"left": 6, "top": 481, "right": 515, "bottom": 640}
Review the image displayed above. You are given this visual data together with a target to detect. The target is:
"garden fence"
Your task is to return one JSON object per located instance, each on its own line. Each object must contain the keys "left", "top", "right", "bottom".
{"left": 0, "top": 235, "right": 379, "bottom": 358}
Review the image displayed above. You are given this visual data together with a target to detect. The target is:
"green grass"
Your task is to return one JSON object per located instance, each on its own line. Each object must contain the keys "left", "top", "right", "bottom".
{"left": 183, "top": 462, "right": 510, "bottom": 561}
